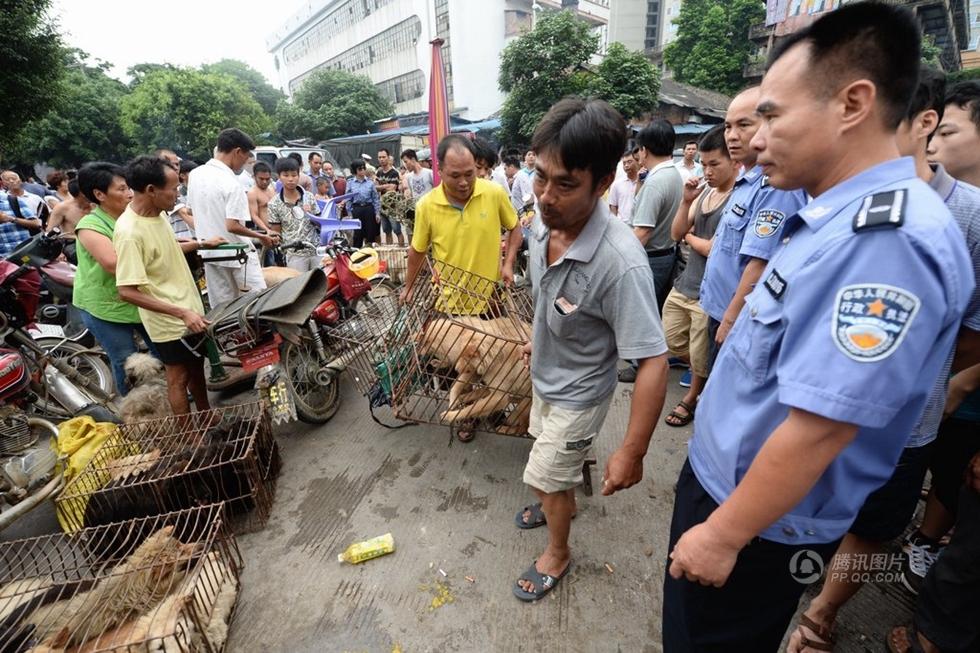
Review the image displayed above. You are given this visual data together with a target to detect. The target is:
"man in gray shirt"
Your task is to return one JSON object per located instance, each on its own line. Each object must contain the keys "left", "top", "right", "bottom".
{"left": 631, "top": 119, "right": 684, "bottom": 310}
{"left": 513, "top": 98, "right": 669, "bottom": 603}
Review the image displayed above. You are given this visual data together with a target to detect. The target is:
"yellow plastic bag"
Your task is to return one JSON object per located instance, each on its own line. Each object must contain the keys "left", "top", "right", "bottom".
{"left": 54, "top": 416, "right": 138, "bottom": 533}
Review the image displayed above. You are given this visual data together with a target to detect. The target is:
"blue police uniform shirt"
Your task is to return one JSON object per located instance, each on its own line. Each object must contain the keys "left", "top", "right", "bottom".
{"left": 689, "top": 157, "right": 975, "bottom": 545}
{"left": 347, "top": 176, "right": 381, "bottom": 215}
{"left": 698, "top": 165, "right": 807, "bottom": 321}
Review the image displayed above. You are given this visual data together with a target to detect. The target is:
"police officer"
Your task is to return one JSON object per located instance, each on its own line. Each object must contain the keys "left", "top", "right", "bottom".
{"left": 699, "top": 87, "right": 807, "bottom": 369}
{"left": 662, "top": 4, "right": 976, "bottom": 651}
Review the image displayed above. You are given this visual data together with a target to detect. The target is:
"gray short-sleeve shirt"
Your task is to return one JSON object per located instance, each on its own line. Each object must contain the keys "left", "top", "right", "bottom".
{"left": 631, "top": 160, "right": 683, "bottom": 253}
{"left": 528, "top": 202, "right": 668, "bottom": 409}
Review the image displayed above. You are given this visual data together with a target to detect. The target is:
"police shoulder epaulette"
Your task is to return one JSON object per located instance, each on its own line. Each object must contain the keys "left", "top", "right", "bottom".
{"left": 760, "top": 175, "right": 770, "bottom": 188}
{"left": 852, "top": 189, "right": 906, "bottom": 232}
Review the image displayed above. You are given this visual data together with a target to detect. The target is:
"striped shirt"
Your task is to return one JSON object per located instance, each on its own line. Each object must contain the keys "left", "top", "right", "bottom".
{"left": 908, "top": 164, "right": 980, "bottom": 446}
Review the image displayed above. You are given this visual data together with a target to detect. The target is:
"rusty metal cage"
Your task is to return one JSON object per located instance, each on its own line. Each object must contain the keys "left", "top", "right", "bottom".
{"left": 329, "top": 258, "right": 535, "bottom": 437}
{"left": 0, "top": 504, "right": 242, "bottom": 652}
{"left": 55, "top": 403, "right": 279, "bottom": 536}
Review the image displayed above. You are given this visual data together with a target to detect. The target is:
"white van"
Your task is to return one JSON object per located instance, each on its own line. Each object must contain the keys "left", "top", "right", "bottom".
{"left": 253, "top": 146, "right": 339, "bottom": 174}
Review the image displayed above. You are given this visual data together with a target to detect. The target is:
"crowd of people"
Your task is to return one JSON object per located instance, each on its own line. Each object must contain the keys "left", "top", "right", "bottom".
{"left": 1, "top": 2, "right": 979, "bottom": 650}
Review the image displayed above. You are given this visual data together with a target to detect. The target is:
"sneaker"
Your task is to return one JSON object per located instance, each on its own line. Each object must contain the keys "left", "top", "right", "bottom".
{"left": 618, "top": 366, "right": 638, "bottom": 383}
{"left": 679, "top": 369, "right": 692, "bottom": 388}
{"left": 901, "top": 533, "right": 943, "bottom": 595}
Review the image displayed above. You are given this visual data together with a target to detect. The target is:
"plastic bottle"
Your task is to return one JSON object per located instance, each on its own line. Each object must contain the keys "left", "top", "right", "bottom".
{"left": 337, "top": 533, "right": 395, "bottom": 564}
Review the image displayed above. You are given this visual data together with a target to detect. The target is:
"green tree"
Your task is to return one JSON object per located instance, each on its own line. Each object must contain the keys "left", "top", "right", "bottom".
{"left": 920, "top": 34, "right": 942, "bottom": 68}
{"left": 126, "top": 62, "right": 176, "bottom": 88}
{"left": 664, "top": 0, "right": 766, "bottom": 95}
{"left": 202, "top": 59, "right": 285, "bottom": 115}
{"left": 0, "top": 0, "right": 65, "bottom": 157}
{"left": 120, "top": 68, "right": 271, "bottom": 160}
{"left": 275, "top": 69, "right": 393, "bottom": 141}
{"left": 498, "top": 10, "right": 599, "bottom": 143}
{"left": 589, "top": 42, "right": 661, "bottom": 120}
{"left": 5, "top": 52, "right": 133, "bottom": 167}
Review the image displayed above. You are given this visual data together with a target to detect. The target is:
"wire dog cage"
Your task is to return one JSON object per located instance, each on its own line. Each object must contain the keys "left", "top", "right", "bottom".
{"left": 326, "top": 258, "right": 535, "bottom": 438}
{"left": 55, "top": 403, "right": 279, "bottom": 537}
{"left": 372, "top": 245, "right": 409, "bottom": 285}
{"left": 0, "top": 503, "right": 242, "bottom": 652}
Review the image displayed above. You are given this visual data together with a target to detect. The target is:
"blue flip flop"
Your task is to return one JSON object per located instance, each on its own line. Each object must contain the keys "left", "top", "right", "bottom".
{"left": 513, "top": 560, "right": 571, "bottom": 602}
{"left": 515, "top": 503, "right": 547, "bottom": 529}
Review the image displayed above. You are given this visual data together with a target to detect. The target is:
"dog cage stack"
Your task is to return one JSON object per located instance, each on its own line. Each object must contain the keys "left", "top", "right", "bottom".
{"left": 0, "top": 503, "right": 242, "bottom": 653}
{"left": 329, "top": 257, "right": 535, "bottom": 438}
{"left": 55, "top": 402, "right": 279, "bottom": 536}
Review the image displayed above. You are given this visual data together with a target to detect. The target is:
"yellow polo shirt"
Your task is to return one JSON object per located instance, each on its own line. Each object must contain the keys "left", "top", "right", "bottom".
{"left": 411, "top": 178, "right": 518, "bottom": 314}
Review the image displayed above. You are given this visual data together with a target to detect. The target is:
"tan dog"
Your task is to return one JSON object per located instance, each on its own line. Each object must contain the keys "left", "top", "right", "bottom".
{"left": 261, "top": 266, "right": 302, "bottom": 287}
{"left": 416, "top": 316, "right": 532, "bottom": 434}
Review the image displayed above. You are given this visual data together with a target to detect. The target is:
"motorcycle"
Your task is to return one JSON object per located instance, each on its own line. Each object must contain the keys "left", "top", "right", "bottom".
{"left": 4, "top": 229, "right": 90, "bottom": 343}
{"left": 0, "top": 261, "right": 118, "bottom": 530}
{"left": 204, "top": 239, "right": 394, "bottom": 424}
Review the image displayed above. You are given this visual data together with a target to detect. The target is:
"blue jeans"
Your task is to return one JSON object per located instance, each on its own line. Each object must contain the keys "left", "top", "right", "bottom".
{"left": 79, "top": 309, "right": 159, "bottom": 395}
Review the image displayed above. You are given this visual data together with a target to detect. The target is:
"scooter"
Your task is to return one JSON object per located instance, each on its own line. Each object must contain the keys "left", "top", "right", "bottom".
{"left": 4, "top": 229, "right": 90, "bottom": 342}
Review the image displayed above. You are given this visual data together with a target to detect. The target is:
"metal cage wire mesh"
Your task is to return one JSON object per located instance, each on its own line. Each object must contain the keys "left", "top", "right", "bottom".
{"left": 0, "top": 504, "right": 242, "bottom": 652}
{"left": 55, "top": 403, "right": 279, "bottom": 536}
{"left": 327, "top": 258, "right": 535, "bottom": 437}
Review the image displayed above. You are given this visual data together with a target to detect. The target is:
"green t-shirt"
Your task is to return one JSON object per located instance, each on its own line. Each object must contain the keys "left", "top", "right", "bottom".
{"left": 73, "top": 207, "right": 140, "bottom": 324}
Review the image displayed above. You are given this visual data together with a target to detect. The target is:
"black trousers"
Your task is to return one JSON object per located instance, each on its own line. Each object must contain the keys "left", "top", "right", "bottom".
{"left": 662, "top": 459, "right": 841, "bottom": 652}
{"left": 916, "top": 484, "right": 980, "bottom": 652}
{"left": 706, "top": 317, "right": 721, "bottom": 375}
{"left": 351, "top": 204, "right": 380, "bottom": 247}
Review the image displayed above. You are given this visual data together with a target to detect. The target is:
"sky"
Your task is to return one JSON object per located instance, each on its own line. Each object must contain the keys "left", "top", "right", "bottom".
{"left": 50, "top": 0, "right": 309, "bottom": 87}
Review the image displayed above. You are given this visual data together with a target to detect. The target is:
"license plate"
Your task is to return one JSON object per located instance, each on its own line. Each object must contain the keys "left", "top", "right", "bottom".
{"left": 30, "top": 323, "right": 66, "bottom": 339}
{"left": 239, "top": 338, "right": 281, "bottom": 373}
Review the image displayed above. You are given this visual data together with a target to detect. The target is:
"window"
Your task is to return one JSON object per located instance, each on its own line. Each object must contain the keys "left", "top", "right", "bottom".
{"left": 376, "top": 70, "right": 426, "bottom": 104}
{"left": 283, "top": 0, "right": 398, "bottom": 66}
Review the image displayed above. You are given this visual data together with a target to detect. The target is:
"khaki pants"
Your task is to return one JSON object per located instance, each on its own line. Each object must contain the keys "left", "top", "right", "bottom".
{"left": 662, "top": 288, "right": 710, "bottom": 378}
{"left": 523, "top": 392, "right": 612, "bottom": 494}
{"left": 204, "top": 251, "right": 266, "bottom": 308}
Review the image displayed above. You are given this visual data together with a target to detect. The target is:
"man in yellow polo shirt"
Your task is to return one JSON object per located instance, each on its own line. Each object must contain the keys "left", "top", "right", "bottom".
{"left": 401, "top": 134, "right": 522, "bottom": 315}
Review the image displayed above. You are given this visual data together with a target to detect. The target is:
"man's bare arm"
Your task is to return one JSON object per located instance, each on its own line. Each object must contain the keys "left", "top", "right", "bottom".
{"left": 953, "top": 327, "right": 980, "bottom": 373}
{"left": 633, "top": 226, "right": 655, "bottom": 247}
{"left": 118, "top": 285, "right": 208, "bottom": 332}
{"left": 716, "top": 257, "right": 767, "bottom": 344}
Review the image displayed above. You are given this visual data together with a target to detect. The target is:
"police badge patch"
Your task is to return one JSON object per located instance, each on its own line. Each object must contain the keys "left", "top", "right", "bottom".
{"left": 832, "top": 284, "right": 921, "bottom": 362}
{"left": 754, "top": 209, "right": 786, "bottom": 238}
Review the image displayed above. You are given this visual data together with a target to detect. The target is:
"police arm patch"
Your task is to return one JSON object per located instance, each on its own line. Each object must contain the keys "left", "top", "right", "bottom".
{"left": 754, "top": 209, "right": 786, "bottom": 238}
{"left": 832, "top": 284, "right": 921, "bottom": 362}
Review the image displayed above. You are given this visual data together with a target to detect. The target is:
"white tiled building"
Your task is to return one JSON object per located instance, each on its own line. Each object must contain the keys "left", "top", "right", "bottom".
{"left": 267, "top": 0, "right": 609, "bottom": 120}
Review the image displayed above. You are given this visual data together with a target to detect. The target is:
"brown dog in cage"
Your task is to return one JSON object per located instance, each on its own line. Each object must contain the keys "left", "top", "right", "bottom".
{"left": 0, "top": 526, "right": 199, "bottom": 651}
{"left": 416, "top": 316, "right": 533, "bottom": 435}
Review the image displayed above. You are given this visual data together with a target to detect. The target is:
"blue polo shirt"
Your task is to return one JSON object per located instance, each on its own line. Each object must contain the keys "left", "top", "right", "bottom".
{"left": 699, "top": 166, "right": 807, "bottom": 322}
{"left": 689, "top": 157, "right": 975, "bottom": 545}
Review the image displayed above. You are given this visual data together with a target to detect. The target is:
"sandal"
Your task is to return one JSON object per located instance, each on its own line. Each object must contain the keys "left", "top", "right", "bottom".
{"left": 516, "top": 503, "right": 547, "bottom": 529}
{"left": 456, "top": 429, "right": 475, "bottom": 443}
{"left": 664, "top": 400, "right": 696, "bottom": 427}
{"left": 795, "top": 613, "right": 835, "bottom": 651}
{"left": 513, "top": 560, "right": 571, "bottom": 602}
{"left": 886, "top": 624, "right": 928, "bottom": 653}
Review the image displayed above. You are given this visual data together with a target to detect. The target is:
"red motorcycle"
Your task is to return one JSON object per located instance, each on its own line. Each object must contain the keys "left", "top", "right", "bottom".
{"left": 206, "top": 239, "right": 393, "bottom": 424}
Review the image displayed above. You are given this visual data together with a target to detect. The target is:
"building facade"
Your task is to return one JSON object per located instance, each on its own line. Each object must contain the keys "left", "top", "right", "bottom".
{"left": 267, "top": 0, "right": 609, "bottom": 120}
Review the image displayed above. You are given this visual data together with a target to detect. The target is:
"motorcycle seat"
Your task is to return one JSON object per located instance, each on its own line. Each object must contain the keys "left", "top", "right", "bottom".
{"left": 42, "top": 261, "right": 76, "bottom": 287}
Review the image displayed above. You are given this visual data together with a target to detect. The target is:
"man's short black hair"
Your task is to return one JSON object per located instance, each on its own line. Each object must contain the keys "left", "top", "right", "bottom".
{"left": 767, "top": 1, "right": 920, "bottom": 129}
{"left": 531, "top": 97, "right": 626, "bottom": 190}
{"left": 215, "top": 128, "right": 255, "bottom": 154}
{"left": 473, "top": 138, "right": 498, "bottom": 168}
{"left": 275, "top": 157, "right": 300, "bottom": 175}
{"left": 636, "top": 119, "right": 675, "bottom": 157}
{"left": 78, "top": 162, "right": 126, "bottom": 205}
{"left": 350, "top": 160, "right": 366, "bottom": 173}
{"left": 907, "top": 66, "right": 947, "bottom": 127}
{"left": 502, "top": 155, "right": 521, "bottom": 168}
{"left": 436, "top": 134, "right": 476, "bottom": 166}
{"left": 379, "top": 148, "right": 391, "bottom": 157}
{"left": 178, "top": 160, "right": 198, "bottom": 176}
{"left": 401, "top": 149, "right": 418, "bottom": 161}
{"left": 698, "top": 125, "right": 728, "bottom": 157}
{"left": 308, "top": 151, "right": 322, "bottom": 162}
{"left": 125, "top": 155, "right": 170, "bottom": 193}
{"left": 684, "top": 140, "right": 698, "bottom": 148}
{"left": 287, "top": 152, "right": 303, "bottom": 165}
{"left": 253, "top": 161, "right": 272, "bottom": 175}
{"left": 946, "top": 81, "right": 980, "bottom": 132}
{"left": 67, "top": 179, "right": 80, "bottom": 198}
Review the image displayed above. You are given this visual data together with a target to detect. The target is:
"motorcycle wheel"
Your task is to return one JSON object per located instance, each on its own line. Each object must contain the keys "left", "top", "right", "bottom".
{"left": 282, "top": 337, "right": 341, "bottom": 424}
{"left": 30, "top": 338, "right": 116, "bottom": 418}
